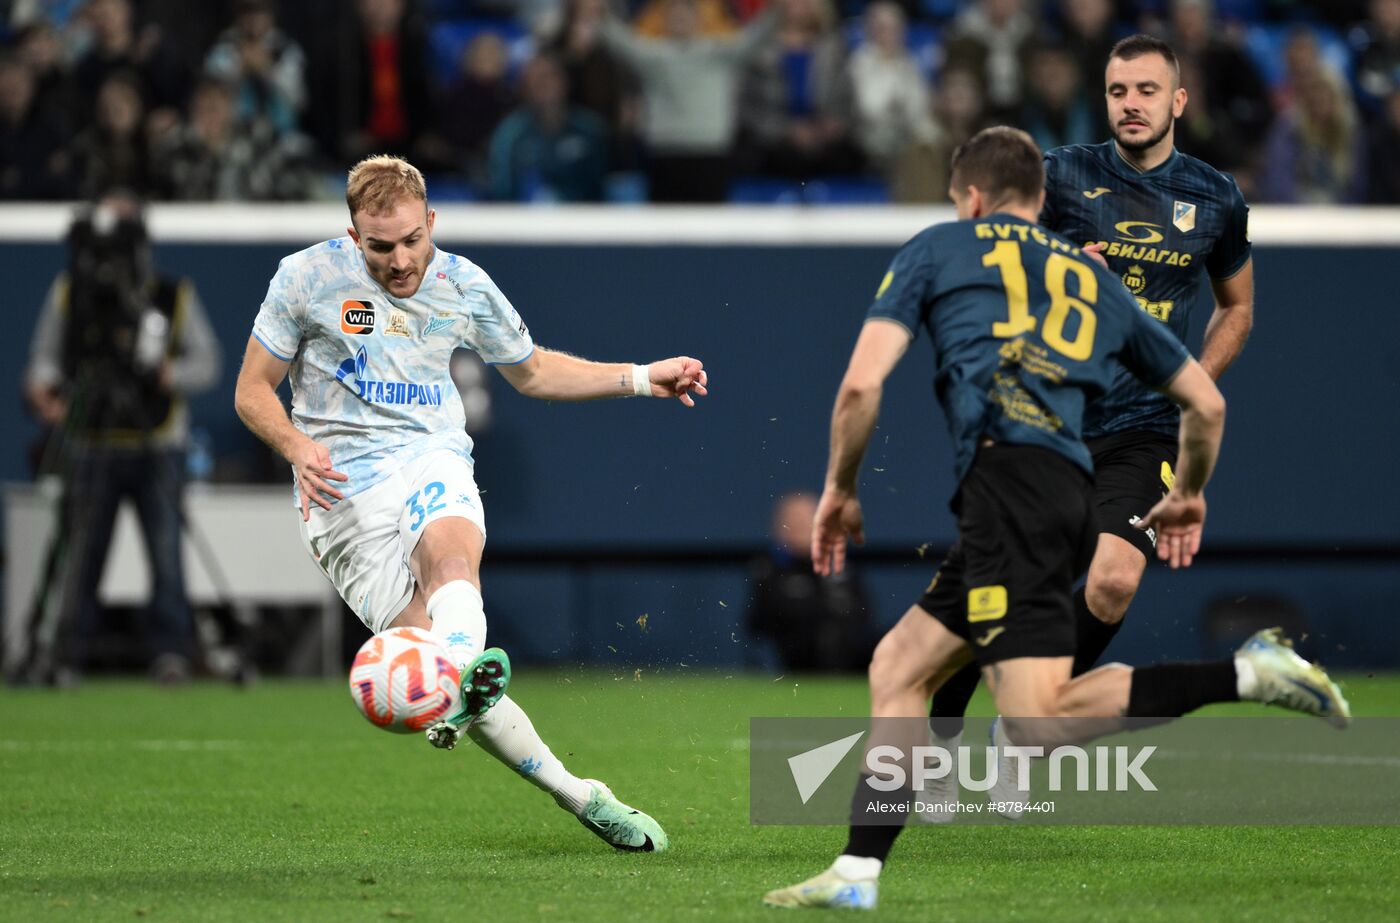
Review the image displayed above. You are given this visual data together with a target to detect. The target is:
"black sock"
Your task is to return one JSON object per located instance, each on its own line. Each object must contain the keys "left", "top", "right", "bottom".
{"left": 1071, "top": 586, "right": 1123, "bottom": 676}
{"left": 1125, "top": 660, "right": 1240, "bottom": 718}
{"left": 928, "top": 663, "right": 981, "bottom": 739}
{"left": 841, "top": 774, "right": 912, "bottom": 863}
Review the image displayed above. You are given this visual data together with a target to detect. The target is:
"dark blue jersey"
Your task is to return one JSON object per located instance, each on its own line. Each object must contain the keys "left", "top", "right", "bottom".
{"left": 867, "top": 214, "right": 1190, "bottom": 485}
{"left": 1041, "top": 141, "right": 1250, "bottom": 439}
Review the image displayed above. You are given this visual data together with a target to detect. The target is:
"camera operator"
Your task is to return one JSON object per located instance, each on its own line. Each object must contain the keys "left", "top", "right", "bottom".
{"left": 24, "top": 190, "right": 221, "bottom": 683}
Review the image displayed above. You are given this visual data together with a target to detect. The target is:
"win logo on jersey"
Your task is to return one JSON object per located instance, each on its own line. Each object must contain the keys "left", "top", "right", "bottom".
{"left": 335, "top": 346, "right": 443, "bottom": 407}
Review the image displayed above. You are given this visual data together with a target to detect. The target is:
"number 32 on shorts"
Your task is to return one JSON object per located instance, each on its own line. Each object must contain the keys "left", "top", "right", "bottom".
{"left": 405, "top": 481, "right": 448, "bottom": 532}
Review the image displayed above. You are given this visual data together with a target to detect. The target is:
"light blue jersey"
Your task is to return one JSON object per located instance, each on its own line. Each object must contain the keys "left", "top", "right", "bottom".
{"left": 251, "top": 238, "right": 534, "bottom": 501}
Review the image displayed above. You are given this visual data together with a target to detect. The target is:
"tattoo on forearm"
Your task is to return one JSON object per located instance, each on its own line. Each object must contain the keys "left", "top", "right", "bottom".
{"left": 619, "top": 373, "right": 627, "bottom": 390}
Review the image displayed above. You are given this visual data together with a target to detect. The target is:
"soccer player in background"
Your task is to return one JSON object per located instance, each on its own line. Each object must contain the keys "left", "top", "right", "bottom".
{"left": 924, "top": 36, "right": 1257, "bottom": 815}
{"left": 234, "top": 156, "right": 707, "bottom": 852}
{"left": 762, "top": 127, "right": 1346, "bottom": 910}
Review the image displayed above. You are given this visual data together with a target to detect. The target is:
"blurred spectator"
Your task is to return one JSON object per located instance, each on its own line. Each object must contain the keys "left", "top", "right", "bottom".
{"left": 848, "top": 1, "right": 940, "bottom": 174}
{"left": 1059, "top": 0, "right": 1121, "bottom": 97}
{"left": 634, "top": 0, "right": 736, "bottom": 37}
{"left": 0, "top": 54, "right": 69, "bottom": 199}
{"left": 599, "top": 2, "right": 777, "bottom": 202}
{"left": 204, "top": 0, "right": 307, "bottom": 138}
{"left": 71, "top": 0, "right": 187, "bottom": 131}
{"left": 1274, "top": 26, "right": 1329, "bottom": 113}
{"left": 1262, "top": 71, "right": 1367, "bottom": 202}
{"left": 67, "top": 70, "right": 152, "bottom": 198}
{"left": 890, "top": 67, "right": 989, "bottom": 202}
{"left": 1353, "top": 0, "right": 1400, "bottom": 115}
{"left": 745, "top": 492, "right": 872, "bottom": 674}
{"left": 1019, "top": 44, "right": 1097, "bottom": 151}
{"left": 545, "top": 0, "right": 640, "bottom": 170}
{"left": 487, "top": 54, "right": 609, "bottom": 202}
{"left": 1367, "top": 85, "right": 1400, "bottom": 200}
{"left": 421, "top": 32, "right": 516, "bottom": 182}
{"left": 738, "top": 0, "right": 862, "bottom": 180}
{"left": 943, "top": 0, "right": 1038, "bottom": 122}
{"left": 327, "top": 0, "right": 432, "bottom": 162}
{"left": 1170, "top": 0, "right": 1271, "bottom": 173}
{"left": 152, "top": 79, "right": 311, "bottom": 201}
{"left": 15, "top": 22, "right": 80, "bottom": 131}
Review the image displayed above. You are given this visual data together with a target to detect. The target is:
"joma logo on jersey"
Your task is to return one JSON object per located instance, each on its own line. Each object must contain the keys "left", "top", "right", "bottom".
{"left": 335, "top": 346, "right": 443, "bottom": 406}
{"left": 341, "top": 300, "right": 375, "bottom": 335}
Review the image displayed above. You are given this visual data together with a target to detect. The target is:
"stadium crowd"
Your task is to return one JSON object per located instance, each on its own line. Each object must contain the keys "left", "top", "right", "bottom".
{"left": 1, "top": 0, "right": 1398, "bottom": 204}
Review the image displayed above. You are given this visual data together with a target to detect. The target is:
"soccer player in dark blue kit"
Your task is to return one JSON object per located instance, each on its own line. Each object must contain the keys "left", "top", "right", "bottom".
{"left": 762, "top": 127, "right": 1347, "bottom": 911}
{"left": 923, "top": 37, "right": 1260, "bottom": 817}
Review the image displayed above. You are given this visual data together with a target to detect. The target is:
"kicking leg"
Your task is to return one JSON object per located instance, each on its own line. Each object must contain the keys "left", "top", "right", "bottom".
{"left": 399, "top": 516, "right": 668, "bottom": 850}
{"left": 466, "top": 695, "right": 668, "bottom": 851}
{"left": 397, "top": 517, "right": 511, "bottom": 745}
{"left": 987, "top": 629, "right": 1350, "bottom": 752}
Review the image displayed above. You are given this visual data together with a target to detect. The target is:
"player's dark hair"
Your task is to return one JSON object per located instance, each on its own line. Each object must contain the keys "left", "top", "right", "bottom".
{"left": 1109, "top": 34, "right": 1180, "bottom": 81}
{"left": 948, "top": 126, "right": 1044, "bottom": 208}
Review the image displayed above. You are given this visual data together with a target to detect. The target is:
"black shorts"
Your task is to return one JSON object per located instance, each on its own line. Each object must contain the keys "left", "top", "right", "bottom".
{"left": 917, "top": 443, "right": 1097, "bottom": 665}
{"left": 1086, "top": 430, "right": 1179, "bottom": 559}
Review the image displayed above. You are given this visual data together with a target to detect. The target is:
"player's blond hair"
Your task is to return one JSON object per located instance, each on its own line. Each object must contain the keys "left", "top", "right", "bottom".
{"left": 345, "top": 155, "right": 428, "bottom": 219}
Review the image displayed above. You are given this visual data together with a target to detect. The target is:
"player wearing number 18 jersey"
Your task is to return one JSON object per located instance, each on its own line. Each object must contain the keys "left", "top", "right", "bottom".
{"left": 925, "top": 37, "right": 1256, "bottom": 785}
{"left": 763, "top": 127, "right": 1346, "bottom": 912}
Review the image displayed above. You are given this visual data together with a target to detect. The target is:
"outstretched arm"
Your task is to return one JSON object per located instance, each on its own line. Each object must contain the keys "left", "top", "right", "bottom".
{"left": 813, "top": 319, "right": 911, "bottom": 576}
{"left": 495, "top": 347, "right": 708, "bottom": 406}
{"left": 234, "top": 336, "right": 347, "bottom": 521}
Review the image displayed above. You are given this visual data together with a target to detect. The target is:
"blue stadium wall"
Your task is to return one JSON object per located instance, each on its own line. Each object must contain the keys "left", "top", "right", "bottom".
{"left": 2, "top": 238, "right": 1396, "bottom": 668}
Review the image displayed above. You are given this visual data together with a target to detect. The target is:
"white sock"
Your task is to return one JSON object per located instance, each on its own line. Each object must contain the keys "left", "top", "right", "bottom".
{"left": 467, "top": 695, "right": 594, "bottom": 814}
{"left": 426, "top": 580, "right": 486, "bottom": 671}
{"left": 833, "top": 855, "right": 883, "bottom": 880}
{"left": 1234, "top": 655, "right": 1259, "bottom": 699}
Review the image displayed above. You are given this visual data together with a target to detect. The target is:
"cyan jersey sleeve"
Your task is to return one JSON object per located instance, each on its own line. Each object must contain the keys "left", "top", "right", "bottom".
{"left": 1206, "top": 176, "right": 1252, "bottom": 280}
{"left": 865, "top": 232, "right": 934, "bottom": 336}
{"left": 463, "top": 274, "right": 535, "bottom": 365}
{"left": 1116, "top": 290, "right": 1192, "bottom": 388}
{"left": 251, "top": 255, "right": 307, "bottom": 361}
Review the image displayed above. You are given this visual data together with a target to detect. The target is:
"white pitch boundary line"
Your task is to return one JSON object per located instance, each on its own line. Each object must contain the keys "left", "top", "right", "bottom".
{"left": 1150, "top": 748, "right": 1400, "bottom": 769}
{"left": 0, "top": 204, "right": 1398, "bottom": 245}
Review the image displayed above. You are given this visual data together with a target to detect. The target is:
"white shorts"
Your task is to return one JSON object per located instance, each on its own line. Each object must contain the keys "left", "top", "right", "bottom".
{"left": 299, "top": 449, "right": 486, "bottom": 633}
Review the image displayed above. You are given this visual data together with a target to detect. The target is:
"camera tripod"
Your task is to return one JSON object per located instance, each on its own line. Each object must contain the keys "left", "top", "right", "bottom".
{"left": 11, "top": 364, "right": 248, "bottom": 686}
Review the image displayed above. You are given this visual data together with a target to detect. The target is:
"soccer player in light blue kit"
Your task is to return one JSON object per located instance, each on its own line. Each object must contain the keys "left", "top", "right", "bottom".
{"left": 234, "top": 156, "right": 707, "bottom": 852}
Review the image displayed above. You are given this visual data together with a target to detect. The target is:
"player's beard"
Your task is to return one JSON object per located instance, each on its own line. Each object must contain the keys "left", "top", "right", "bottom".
{"left": 1114, "top": 114, "right": 1174, "bottom": 153}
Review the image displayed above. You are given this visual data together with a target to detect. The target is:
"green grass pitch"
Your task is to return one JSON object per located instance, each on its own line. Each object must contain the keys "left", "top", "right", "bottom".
{"left": 3, "top": 671, "right": 1398, "bottom": 922}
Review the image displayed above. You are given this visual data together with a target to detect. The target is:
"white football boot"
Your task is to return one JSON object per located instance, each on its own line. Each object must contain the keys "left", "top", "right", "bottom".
{"left": 1235, "top": 628, "right": 1351, "bottom": 728}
